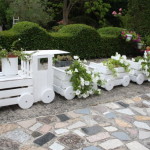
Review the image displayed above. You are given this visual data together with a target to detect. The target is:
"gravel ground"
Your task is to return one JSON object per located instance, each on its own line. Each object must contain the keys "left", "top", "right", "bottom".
{"left": 0, "top": 82, "right": 150, "bottom": 124}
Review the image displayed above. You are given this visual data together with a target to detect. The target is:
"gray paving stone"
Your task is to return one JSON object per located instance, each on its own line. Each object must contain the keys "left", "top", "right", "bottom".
{"left": 68, "top": 121, "right": 86, "bottom": 129}
{"left": 117, "top": 102, "right": 129, "bottom": 108}
{"left": 57, "top": 114, "right": 70, "bottom": 122}
{"left": 131, "top": 107, "right": 147, "bottom": 116}
{"left": 3, "top": 129, "right": 30, "bottom": 143}
{"left": 104, "top": 112, "right": 116, "bottom": 119}
{"left": 31, "top": 131, "right": 42, "bottom": 138}
{"left": 111, "top": 131, "right": 131, "bottom": 141}
{"left": 74, "top": 108, "right": 91, "bottom": 115}
{"left": 134, "top": 121, "right": 150, "bottom": 130}
{"left": 58, "top": 134, "right": 84, "bottom": 149}
{"left": 81, "top": 125, "right": 102, "bottom": 135}
{"left": 34, "top": 132, "right": 55, "bottom": 146}
{"left": 83, "top": 146, "right": 102, "bottom": 150}
{"left": 116, "top": 108, "right": 135, "bottom": 115}
{"left": 126, "top": 141, "right": 149, "bottom": 150}
{"left": 81, "top": 116, "right": 97, "bottom": 126}
{"left": 37, "top": 116, "right": 57, "bottom": 124}
{"left": 139, "top": 130, "right": 150, "bottom": 139}
{"left": 0, "top": 138, "right": 20, "bottom": 150}
{"left": 143, "top": 100, "right": 150, "bottom": 107}
{"left": 99, "top": 139, "right": 123, "bottom": 149}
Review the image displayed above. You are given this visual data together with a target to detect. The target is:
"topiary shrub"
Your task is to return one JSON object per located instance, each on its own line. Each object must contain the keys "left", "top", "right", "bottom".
{"left": 11, "top": 21, "right": 52, "bottom": 50}
{"left": 0, "top": 30, "right": 19, "bottom": 49}
{"left": 58, "top": 24, "right": 101, "bottom": 58}
{"left": 98, "top": 27, "right": 124, "bottom": 37}
{"left": 98, "top": 27, "right": 135, "bottom": 57}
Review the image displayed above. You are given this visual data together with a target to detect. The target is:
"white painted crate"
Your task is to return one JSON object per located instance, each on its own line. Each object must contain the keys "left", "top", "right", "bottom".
{"left": 89, "top": 62, "right": 130, "bottom": 91}
{"left": 53, "top": 66, "right": 75, "bottom": 100}
{"left": 0, "top": 50, "right": 69, "bottom": 109}
{"left": 128, "top": 60, "right": 147, "bottom": 85}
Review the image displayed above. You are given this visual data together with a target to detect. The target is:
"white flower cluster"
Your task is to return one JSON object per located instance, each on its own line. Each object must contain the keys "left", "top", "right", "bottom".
{"left": 135, "top": 52, "right": 150, "bottom": 81}
{"left": 111, "top": 52, "right": 130, "bottom": 66}
{"left": 66, "top": 56, "right": 102, "bottom": 99}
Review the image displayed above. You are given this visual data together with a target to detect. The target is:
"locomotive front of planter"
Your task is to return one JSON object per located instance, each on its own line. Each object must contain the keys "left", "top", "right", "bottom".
{"left": 0, "top": 50, "right": 68, "bottom": 109}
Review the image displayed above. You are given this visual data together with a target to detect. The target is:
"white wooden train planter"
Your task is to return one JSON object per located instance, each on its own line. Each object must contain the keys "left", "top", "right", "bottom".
{"left": 128, "top": 60, "right": 147, "bottom": 85}
{"left": 53, "top": 66, "right": 75, "bottom": 100}
{"left": 89, "top": 62, "right": 130, "bottom": 91}
{"left": 0, "top": 50, "right": 68, "bottom": 109}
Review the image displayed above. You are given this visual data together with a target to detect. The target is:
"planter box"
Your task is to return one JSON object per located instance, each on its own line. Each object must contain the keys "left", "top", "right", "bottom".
{"left": 89, "top": 62, "right": 130, "bottom": 91}
{"left": 1, "top": 57, "right": 18, "bottom": 76}
{"left": 53, "top": 66, "right": 75, "bottom": 100}
{"left": 128, "top": 60, "right": 147, "bottom": 85}
{"left": 55, "top": 60, "right": 72, "bottom": 67}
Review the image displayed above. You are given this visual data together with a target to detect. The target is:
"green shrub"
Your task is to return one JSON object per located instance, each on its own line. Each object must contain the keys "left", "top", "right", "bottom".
{"left": 11, "top": 21, "right": 52, "bottom": 50}
{"left": 98, "top": 27, "right": 135, "bottom": 57}
{"left": 71, "top": 16, "right": 98, "bottom": 28}
{"left": 146, "top": 35, "right": 150, "bottom": 46}
{"left": 58, "top": 24, "right": 101, "bottom": 58}
{"left": 127, "top": 0, "right": 150, "bottom": 36}
{"left": 98, "top": 27, "right": 124, "bottom": 37}
{"left": 0, "top": 30, "right": 19, "bottom": 50}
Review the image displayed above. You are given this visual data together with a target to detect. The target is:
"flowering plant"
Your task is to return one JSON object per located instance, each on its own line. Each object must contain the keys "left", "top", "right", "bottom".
{"left": 112, "top": 8, "right": 122, "bottom": 16}
{"left": 66, "top": 56, "right": 102, "bottom": 98}
{"left": 133, "top": 52, "right": 150, "bottom": 81}
{"left": 121, "top": 30, "right": 143, "bottom": 43}
{"left": 103, "top": 52, "right": 130, "bottom": 77}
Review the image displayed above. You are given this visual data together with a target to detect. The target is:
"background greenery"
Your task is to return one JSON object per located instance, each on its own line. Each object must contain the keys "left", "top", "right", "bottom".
{"left": 0, "top": 0, "right": 149, "bottom": 59}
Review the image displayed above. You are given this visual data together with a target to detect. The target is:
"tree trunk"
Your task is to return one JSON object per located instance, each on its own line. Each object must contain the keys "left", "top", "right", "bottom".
{"left": 63, "top": 0, "right": 69, "bottom": 25}
{"left": 63, "top": 0, "right": 75, "bottom": 25}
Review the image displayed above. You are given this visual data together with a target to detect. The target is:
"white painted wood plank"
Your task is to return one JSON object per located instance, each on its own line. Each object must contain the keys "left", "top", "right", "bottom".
{"left": 0, "top": 97, "right": 18, "bottom": 107}
{"left": 0, "top": 87, "right": 33, "bottom": 99}
{"left": 0, "top": 79, "right": 33, "bottom": 89}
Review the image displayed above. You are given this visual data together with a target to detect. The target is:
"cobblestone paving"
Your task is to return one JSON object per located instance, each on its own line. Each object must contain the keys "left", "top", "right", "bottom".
{"left": 0, "top": 94, "right": 150, "bottom": 150}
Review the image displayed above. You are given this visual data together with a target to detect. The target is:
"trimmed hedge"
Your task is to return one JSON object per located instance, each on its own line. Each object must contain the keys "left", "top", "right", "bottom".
{"left": 0, "top": 21, "right": 139, "bottom": 59}
{"left": 58, "top": 24, "right": 101, "bottom": 58}
{"left": 98, "top": 27, "right": 136, "bottom": 57}
{"left": 146, "top": 35, "right": 150, "bottom": 46}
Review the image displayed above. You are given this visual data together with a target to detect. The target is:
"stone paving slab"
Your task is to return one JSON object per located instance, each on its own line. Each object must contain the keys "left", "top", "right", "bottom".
{"left": 0, "top": 94, "right": 150, "bottom": 150}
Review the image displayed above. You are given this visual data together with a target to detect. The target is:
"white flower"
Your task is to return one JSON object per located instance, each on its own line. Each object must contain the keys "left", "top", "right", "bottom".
{"left": 73, "top": 56, "right": 79, "bottom": 60}
{"left": 83, "top": 59, "right": 87, "bottom": 63}
{"left": 120, "top": 59, "right": 124, "bottom": 64}
{"left": 82, "top": 93, "right": 88, "bottom": 98}
{"left": 75, "top": 90, "right": 81, "bottom": 95}
{"left": 122, "top": 55, "right": 127, "bottom": 60}
{"left": 75, "top": 68, "right": 78, "bottom": 72}
{"left": 67, "top": 70, "right": 72, "bottom": 75}
{"left": 85, "top": 81, "right": 90, "bottom": 85}
{"left": 132, "top": 58, "right": 135, "bottom": 62}
{"left": 86, "top": 70, "right": 91, "bottom": 74}
{"left": 80, "top": 77, "right": 85, "bottom": 86}
{"left": 97, "top": 89, "right": 101, "bottom": 94}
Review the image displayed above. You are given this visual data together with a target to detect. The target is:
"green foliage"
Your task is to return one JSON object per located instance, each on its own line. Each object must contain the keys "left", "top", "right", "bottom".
{"left": 0, "top": 22, "right": 138, "bottom": 59}
{"left": 146, "top": 36, "right": 150, "bottom": 46}
{"left": 127, "top": 0, "right": 150, "bottom": 36}
{"left": 102, "top": 53, "right": 130, "bottom": 76}
{"left": 66, "top": 57, "right": 102, "bottom": 98}
{"left": 58, "top": 24, "right": 101, "bottom": 58}
{"left": 98, "top": 27, "right": 135, "bottom": 57}
{"left": 98, "top": 27, "right": 123, "bottom": 37}
{"left": 9, "top": 0, "right": 51, "bottom": 26}
{"left": 11, "top": 21, "right": 52, "bottom": 50}
{"left": 71, "top": 16, "right": 98, "bottom": 27}
{"left": 84, "top": 0, "right": 111, "bottom": 26}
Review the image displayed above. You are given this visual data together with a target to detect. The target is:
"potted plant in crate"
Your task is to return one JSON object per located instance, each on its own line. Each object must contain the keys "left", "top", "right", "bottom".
{"left": 0, "top": 40, "right": 30, "bottom": 76}
{"left": 54, "top": 55, "right": 73, "bottom": 67}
